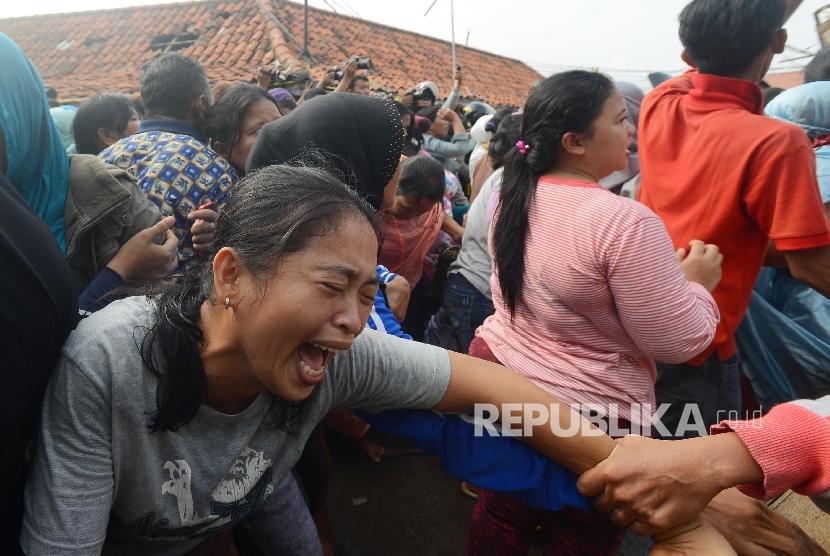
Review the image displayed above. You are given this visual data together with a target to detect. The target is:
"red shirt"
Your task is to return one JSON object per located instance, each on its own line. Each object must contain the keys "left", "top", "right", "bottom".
{"left": 639, "top": 71, "right": 830, "bottom": 364}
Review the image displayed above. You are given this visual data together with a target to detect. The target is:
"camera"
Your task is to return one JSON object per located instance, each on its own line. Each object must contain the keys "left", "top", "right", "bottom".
{"left": 331, "top": 56, "right": 373, "bottom": 81}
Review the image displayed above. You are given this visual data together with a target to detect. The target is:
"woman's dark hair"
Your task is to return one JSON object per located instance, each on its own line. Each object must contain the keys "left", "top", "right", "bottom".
{"left": 403, "top": 110, "right": 434, "bottom": 156}
{"left": 418, "top": 105, "right": 441, "bottom": 123}
{"left": 762, "top": 86, "right": 785, "bottom": 107}
{"left": 204, "top": 83, "right": 277, "bottom": 162}
{"left": 393, "top": 100, "right": 412, "bottom": 119}
{"left": 488, "top": 113, "right": 522, "bottom": 170}
{"left": 805, "top": 49, "right": 830, "bottom": 84}
{"left": 141, "top": 165, "right": 382, "bottom": 433}
{"left": 493, "top": 70, "right": 616, "bottom": 318}
{"left": 277, "top": 98, "right": 298, "bottom": 113}
{"left": 131, "top": 97, "right": 146, "bottom": 120}
{"left": 72, "top": 92, "right": 136, "bottom": 155}
{"left": 488, "top": 108, "right": 514, "bottom": 133}
{"left": 394, "top": 101, "right": 421, "bottom": 156}
{"left": 303, "top": 87, "right": 329, "bottom": 101}
{"left": 397, "top": 155, "right": 445, "bottom": 204}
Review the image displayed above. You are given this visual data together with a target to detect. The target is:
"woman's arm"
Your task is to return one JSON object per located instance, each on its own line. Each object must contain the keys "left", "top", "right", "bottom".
{"left": 21, "top": 357, "right": 115, "bottom": 553}
{"left": 433, "top": 351, "right": 734, "bottom": 551}
{"left": 441, "top": 70, "right": 462, "bottom": 110}
{"left": 424, "top": 134, "right": 472, "bottom": 160}
{"left": 441, "top": 212, "right": 465, "bottom": 244}
{"left": 433, "top": 351, "right": 617, "bottom": 474}
{"left": 607, "top": 217, "right": 720, "bottom": 363}
{"left": 577, "top": 396, "right": 830, "bottom": 535}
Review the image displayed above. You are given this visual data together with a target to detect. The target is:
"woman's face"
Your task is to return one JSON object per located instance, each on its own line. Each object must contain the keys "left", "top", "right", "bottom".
{"left": 429, "top": 116, "right": 449, "bottom": 137}
{"left": 234, "top": 216, "right": 379, "bottom": 402}
{"left": 387, "top": 194, "right": 437, "bottom": 220}
{"left": 583, "top": 89, "right": 636, "bottom": 180}
{"left": 401, "top": 114, "right": 411, "bottom": 130}
{"left": 123, "top": 110, "right": 141, "bottom": 138}
{"left": 230, "top": 98, "right": 281, "bottom": 173}
{"left": 99, "top": 110, "right": 141, "bottom": 150}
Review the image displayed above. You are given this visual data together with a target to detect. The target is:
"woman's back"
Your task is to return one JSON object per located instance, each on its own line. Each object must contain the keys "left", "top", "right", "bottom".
{"left": 479, "top": 177, "right": 719, "bottom": 422}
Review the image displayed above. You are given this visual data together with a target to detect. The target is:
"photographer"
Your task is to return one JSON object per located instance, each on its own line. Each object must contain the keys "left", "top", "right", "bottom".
{"left": 334, "top": 58, "right": 372, "bottom": 96}
{"left": 418, "top": 105, "right": 472, "bottom": 173}
{"left": 402, "top": 69, "right": 463, "bottom": 111}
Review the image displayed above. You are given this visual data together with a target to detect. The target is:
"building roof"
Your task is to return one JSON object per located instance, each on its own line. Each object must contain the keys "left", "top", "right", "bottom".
{"left": 764, "top": 70, "right": 805, "bottom": 90}
{"left": 0, "top": 0, "right": 541, "bottom": 107}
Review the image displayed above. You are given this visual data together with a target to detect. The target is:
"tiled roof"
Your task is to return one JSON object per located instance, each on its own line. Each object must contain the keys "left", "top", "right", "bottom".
{"left": 0, "top": 0, "right": 541, "bottom": 107}
{"left": 764, "top": 70, "right": 805, "bottom": 90}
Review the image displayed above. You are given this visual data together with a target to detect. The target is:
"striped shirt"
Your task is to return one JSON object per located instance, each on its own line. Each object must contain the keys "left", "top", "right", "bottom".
{"left": 478, "top": 177, "right": 720, "bottom": 424}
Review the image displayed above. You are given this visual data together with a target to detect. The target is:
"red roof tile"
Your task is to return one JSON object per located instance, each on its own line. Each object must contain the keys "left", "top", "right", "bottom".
{"left": 0, "top": 0, "right": 541, "bottom": 106}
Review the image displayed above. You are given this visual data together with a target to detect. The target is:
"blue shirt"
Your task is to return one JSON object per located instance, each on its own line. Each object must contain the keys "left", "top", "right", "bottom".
{"left": 362, "top": 271, "right": 587, "bottom": 511}
{"left": 367, "top": 266, "right": 412, "bottom": 339}
{"left": 99, "top": 119, "right": 238, "bottom": 270}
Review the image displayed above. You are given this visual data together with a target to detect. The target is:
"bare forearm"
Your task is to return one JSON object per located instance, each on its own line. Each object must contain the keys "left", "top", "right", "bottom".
{"left": 434, "top": 351, "right": 617, "bottom": 474}
{"left": 793, "top": 266, "right": 830, "bottom": 299}
{"left": 441, "top": 213, "right": 465, "bottom": 243}
{"left": 707, "top": 433, "right": 765, "bottom": 490}
{"left": 333, "top": 80, "right": 350, "bottom": 93}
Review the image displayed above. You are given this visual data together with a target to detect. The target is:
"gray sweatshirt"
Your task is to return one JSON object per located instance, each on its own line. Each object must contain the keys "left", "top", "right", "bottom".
{"left": 21, "top": 296, "right": 451, "bottom": 555}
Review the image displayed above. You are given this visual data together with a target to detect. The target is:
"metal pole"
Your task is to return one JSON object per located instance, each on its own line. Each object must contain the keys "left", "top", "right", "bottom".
{"left": 302, "top": 0, "right": 310, "bottom": 58}
{"left": 450, "top": 0, "right": 457, "bottom": 70}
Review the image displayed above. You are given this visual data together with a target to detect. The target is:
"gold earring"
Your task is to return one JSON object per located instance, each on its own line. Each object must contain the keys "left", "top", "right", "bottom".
{"left": 224, "top": 296, "right": 231, "bottom": 310}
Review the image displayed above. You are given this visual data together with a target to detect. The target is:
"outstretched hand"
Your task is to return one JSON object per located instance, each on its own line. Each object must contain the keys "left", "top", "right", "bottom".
{"left": 702, "top": 488, "right": 828, "bottom": 556}
{"left": 577, "top": 435, "right": 727, "bottom": 536}
{"left": 188, "top": 208, "right": 219, "bottom": 252}
{"left": 106, "top": 216, "right": 179, "bottom": 281}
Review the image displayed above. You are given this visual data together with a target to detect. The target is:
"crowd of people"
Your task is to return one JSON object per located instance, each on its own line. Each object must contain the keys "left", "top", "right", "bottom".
{"left": 2, "top": 0, "right": 830, "bottom": 554}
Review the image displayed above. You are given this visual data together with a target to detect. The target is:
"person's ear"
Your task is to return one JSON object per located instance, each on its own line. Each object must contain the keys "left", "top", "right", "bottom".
{"left": 213, "top": 247, "right": 246, "bottom": 307}
{"left": 97, "top": 127, "right": 121, "bottom": 148}
{"left": 560, "top": 131, "right": 587, "bottom": 156}
{"left": 771, "top": 29, "right": 787, "bottom": 55}
{"left": 198, "top": 94, "right": 211, "bottom": 117}
{"left": 212, "top": 139, "right": 229, "bottom": 159}
{"left": 680, "top": 49, "right": 697, "bottom": 69}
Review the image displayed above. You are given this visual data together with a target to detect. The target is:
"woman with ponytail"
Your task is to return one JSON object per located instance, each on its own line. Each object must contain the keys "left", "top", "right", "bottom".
{"left": 467, "top": 71, "right": 725, "bottom": 554}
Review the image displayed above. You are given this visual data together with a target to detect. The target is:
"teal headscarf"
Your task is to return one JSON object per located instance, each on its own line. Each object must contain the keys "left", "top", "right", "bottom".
{"left": 0, "top": 33, "right": 69, "bottom": 252}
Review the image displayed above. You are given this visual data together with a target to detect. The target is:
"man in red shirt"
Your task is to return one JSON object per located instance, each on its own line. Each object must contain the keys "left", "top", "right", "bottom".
{"left": 639, "top": 0, "right": 830, "bottom": 438}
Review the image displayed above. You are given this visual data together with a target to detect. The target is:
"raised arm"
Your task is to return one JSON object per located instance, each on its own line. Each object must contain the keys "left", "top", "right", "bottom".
{"left": 441, "top": 69, "right": 462, "bottom": 110}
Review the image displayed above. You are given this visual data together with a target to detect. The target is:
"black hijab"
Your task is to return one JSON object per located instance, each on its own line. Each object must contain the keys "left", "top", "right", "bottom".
{"left": 246, "top": 93, "right": 405, "bottom": 210}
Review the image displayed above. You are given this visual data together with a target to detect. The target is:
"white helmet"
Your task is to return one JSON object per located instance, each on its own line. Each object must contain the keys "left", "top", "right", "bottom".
{"left": 416, "top": 81, "right": 440, "bottom": 100}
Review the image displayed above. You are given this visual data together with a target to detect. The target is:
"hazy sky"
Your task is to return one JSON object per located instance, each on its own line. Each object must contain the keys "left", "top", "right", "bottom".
{"left": 4, "top": 0, "right": 827, "bottom": 87}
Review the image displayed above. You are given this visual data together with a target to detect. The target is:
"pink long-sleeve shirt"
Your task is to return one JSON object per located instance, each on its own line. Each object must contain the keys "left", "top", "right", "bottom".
{"left": 477, "top": 177, "right": 720, "bottom": 424}
{"left": 711, "top": 396, "right": 830, "bottom": 501}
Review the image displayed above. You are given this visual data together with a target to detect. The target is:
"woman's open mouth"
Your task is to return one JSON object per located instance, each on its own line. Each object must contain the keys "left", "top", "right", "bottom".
{"left": 296, "top": 342, "right": 345, "bottom": 384}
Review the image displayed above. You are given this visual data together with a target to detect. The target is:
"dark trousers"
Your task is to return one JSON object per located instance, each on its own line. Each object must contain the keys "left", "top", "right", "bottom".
{"left": 443, "top": 273, "right": 495, "bottom": 354}
{"left": 654, "top": 353, "right": 741, "bottom": 439}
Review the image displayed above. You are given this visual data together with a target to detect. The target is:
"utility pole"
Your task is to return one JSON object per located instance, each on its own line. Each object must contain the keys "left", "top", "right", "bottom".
{"left": 301, "top": 0, "right": 310, "bottom": 58}
{"left": 450, "top": 0, "right": 457, "bottom": 70}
